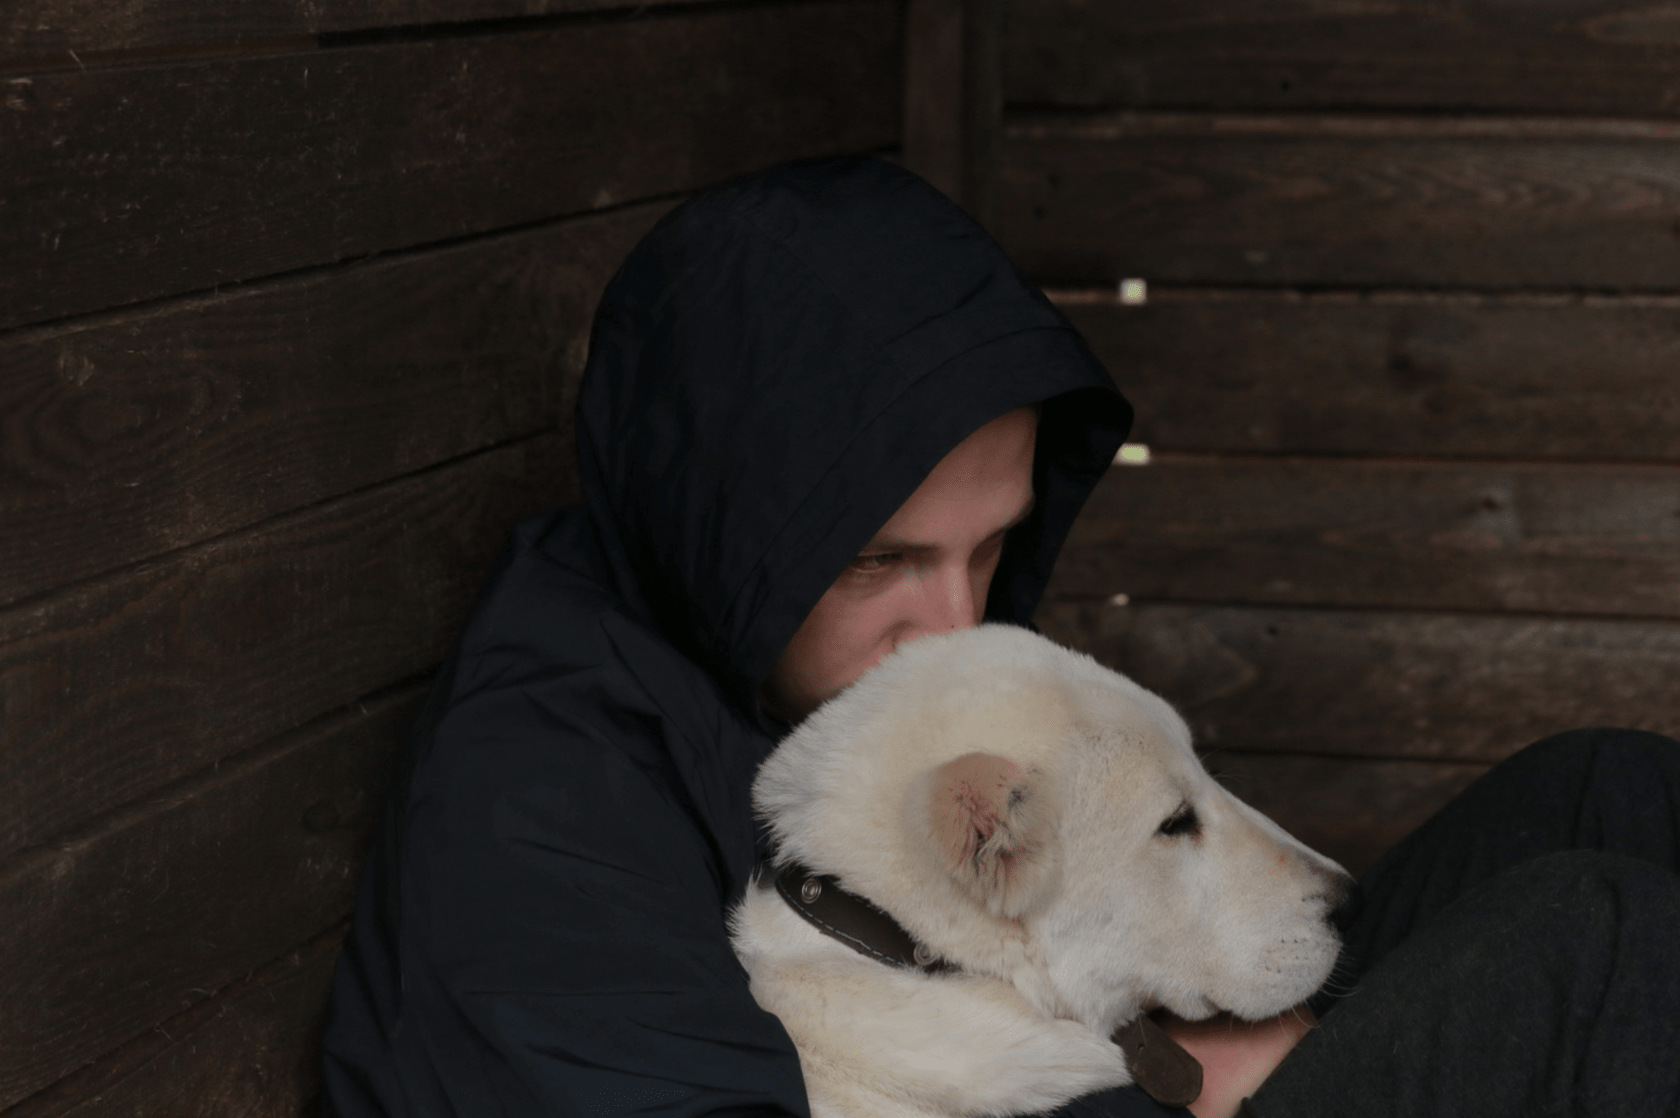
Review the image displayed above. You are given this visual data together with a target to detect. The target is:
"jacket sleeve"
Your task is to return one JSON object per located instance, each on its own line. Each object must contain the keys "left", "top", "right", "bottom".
{"left": 384, "top": 677, "right": 812, "bottom": 1118}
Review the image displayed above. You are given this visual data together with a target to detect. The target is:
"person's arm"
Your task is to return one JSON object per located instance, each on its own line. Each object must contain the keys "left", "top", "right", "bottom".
{"left": 1160, "top": 1010, "right": 1314, "bottom": 1118}
{"left": 1029, "top": 1009, "right": 1310, "bottom": 1118}
{"left": 383, "top": 684, "right": 811, "bottom": 1117}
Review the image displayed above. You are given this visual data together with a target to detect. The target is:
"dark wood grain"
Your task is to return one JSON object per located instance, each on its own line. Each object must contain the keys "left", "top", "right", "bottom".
{"left": 1037, "top": 599, "right": 1680, "bottom": 763}
{"left": 1212, "top": 752, "right": 1486, "bottom": 875}
{"left": 1048, "top": 456, "right": 1680, "bottom": 618}
{"left": 0, "top": 692, "right": 412, "bottom": 1109}
{"left": 0, "top": 201, "right": 667, "bottom": 611}
{"left": 3, "top": 928, "right": 345, "bottom": 1118}
{"left": 0, "top": 434, "right": 563, "bottom": 859}
{"left": 1054, "top": 288, "right": 1680, "bottom": 463}
{"left": 0, "top": 0, "right": 901, "bottom": 330}
{"left": 904, "top": 0, "right": 968, "bottom": 203}
{"left": 999, "top": 113, "right": 1680, "bottom": 289}
{"left": 1, "top": 0, "right": 713, "bottom": 65}
{"left": 960, "top": 0, "right": 1002, "bottom": 230}
{"left": 903, "top": 0, "right": 1002, "bottom": 224}
{"left": 1003, "top": 0, "right": 1680, "bottom": 117}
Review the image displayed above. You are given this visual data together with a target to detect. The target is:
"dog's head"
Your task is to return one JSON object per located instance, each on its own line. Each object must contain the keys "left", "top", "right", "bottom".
{"left": 754, "top": 624, "right": 1354, "bottom": 1033}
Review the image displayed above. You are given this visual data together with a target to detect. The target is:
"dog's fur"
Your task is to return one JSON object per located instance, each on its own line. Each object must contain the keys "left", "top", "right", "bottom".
{"left": 730, "top": 624, "right": 1353, "bottom": 1118}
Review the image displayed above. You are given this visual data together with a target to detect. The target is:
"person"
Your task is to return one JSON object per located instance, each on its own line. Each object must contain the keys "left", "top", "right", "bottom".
{"left": 320, "top": 156, "right": 1680, "bottom": 1118}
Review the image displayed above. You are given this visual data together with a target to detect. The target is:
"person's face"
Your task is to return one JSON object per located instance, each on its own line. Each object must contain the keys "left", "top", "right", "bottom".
{"left": 760, "top": 407, "right": 1038, "bottom": 722}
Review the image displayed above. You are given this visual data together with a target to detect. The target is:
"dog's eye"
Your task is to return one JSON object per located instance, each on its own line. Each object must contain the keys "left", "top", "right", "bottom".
{"left": 1158, "top": 803, "right": 1200, "bottom": 838}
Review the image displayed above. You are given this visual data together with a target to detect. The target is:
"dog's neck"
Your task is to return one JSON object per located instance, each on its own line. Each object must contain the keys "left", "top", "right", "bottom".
{"left": 770, "top": 861, "right": 1203, "bottom": 1108}
{"left": 773, "top": 863, "right": 955, "bottom": 974}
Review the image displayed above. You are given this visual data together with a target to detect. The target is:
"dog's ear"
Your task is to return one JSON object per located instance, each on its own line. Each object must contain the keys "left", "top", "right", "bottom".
{"left": 925, "top": 752, "right": 1055, "bottom": 917}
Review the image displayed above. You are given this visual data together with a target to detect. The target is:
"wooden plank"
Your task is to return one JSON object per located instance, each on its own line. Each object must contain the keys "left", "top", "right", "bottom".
{"left": 1037, "top": 600, "right": 1680, "bottom": 763}
{"left": 1212, "top": 753, "right": 1486, "bottom": 876}
{"left": 1048, "top": 456, "right": 1680, "bottom": 619}
{"left": 904, "top": 0, "right": 968, "bottom": 203}
{"left": 960, "top": 0, "right": 1002, "bottom": 229}
{"left": 0, "top": 434, "right": 563, "bottom": 858}
{"left": 1054, "top": 289, "right": 1680, "bottom": 463}
{"left": 998, "top": 113, "right": 1680, "bottom": 289}
{"left": 0, "top": 0, "right": 902, "bottom": 330}
{"left": 1002, "top": 0, "right": 1680, "bottom": 117}
{"left": 2, "top": 0, "right": 714, "bottom": 65}
{"left": 4, "top": 929, "right": 344, "bottom": 1118}
{"left": 903, "top": 0, "right": 1001, "bottom": 224}
{"left": 0, "top": 201, "right": 667, "bottom": 611}
{"left": 0, "top": 692, "right": 413, "bottom": 1109}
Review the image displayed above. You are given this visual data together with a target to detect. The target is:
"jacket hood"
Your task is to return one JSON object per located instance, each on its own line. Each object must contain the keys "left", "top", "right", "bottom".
{"left": 575, "top": 156, "right": 1131, "bottom": 713}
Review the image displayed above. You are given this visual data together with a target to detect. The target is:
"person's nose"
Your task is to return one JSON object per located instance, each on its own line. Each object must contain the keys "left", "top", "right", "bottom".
{"left": 917, "top": 562, "right": 979, "bottom": 636}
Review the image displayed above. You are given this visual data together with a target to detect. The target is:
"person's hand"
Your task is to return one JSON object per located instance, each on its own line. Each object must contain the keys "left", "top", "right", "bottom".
{"left": 1158, "top": 1006, "right": 1315, "bottom": 1118}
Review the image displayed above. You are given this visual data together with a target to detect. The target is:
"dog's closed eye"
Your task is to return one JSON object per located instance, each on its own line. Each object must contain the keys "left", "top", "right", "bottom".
{"left": 1157, "top": 802, "right": 1200, "bottom": 839}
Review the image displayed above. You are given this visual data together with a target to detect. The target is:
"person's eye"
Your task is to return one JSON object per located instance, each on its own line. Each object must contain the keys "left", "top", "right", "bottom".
{"left": 849, "top": 552, "right": 901, "bottom": 573}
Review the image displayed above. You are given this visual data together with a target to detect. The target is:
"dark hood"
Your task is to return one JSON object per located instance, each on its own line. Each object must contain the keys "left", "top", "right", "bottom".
{"left": 576, "top": 156, "right": 1131, "bottom": 712}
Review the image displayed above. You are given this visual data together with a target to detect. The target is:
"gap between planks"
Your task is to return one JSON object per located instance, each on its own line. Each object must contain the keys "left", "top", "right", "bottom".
{"left": 1044, "top": 591, "right": 1680, "bottom": 629}
{"left": 0, "top": 190, "right": 690, "bottom": 345}
{"left": 0, "top": 36, "right": 318, "bottom": 77}
{"left": 0, "top": 427, "right": 560, "bottom": 622}
{"left": 0, "top": 0, "right": 741, "bottom": 75}
{"left": 1041, "top": 585, "right": 1680, "bottom": 628}
{"left": 1044, "top": 285, "right": 1680, "bottom": 307}
{"left": 1076, "top": 446, "right": 1680, "bottom": 475}
{"left": 1003, "top": 107, "right": 1680, "bottom": 142}
{"left": 317, "top": 0, "right": 821, "bottom": 49}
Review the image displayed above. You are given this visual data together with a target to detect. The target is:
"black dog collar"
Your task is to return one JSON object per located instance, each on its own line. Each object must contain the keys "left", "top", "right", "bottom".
{"left": 773, "top": 862, "right": 953, "bottom": 973}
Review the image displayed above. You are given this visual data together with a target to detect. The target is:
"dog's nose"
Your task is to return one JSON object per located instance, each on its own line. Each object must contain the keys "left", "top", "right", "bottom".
{"left": 1326, "top": 877, "right": 1363, "bottom": 933}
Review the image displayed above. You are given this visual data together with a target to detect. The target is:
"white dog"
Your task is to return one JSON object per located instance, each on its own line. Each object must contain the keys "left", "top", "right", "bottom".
{"left": 730, "top": 624, "right": 1355, "bottom": 1118}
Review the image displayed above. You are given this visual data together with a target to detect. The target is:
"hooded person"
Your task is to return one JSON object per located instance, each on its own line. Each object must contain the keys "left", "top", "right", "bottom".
{"left": 319, "top": 154, "right": 1155, "bottom": 1116}
{"left": 320, "top": 155, "right": 1680, "bottom": 1118}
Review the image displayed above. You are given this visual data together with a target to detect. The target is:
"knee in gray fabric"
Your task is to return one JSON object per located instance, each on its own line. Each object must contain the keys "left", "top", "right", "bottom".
{"left": 1247, "top": 852, "right": 1680, "bottom": 1118}
{"left": 1515, "top": 726, "right": 1680, "bottom": 775}
{"left": 1478, "top": 850, "right": 1678, "bottom": 944}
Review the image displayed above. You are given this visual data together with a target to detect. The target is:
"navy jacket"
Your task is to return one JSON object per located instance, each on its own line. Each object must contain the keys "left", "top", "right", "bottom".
{"left": 321, "top": 157, "right": 1176, "bottom": 1117}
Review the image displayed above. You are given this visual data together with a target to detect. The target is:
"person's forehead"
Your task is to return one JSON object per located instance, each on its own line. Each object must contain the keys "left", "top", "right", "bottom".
{"left": 864, "top": 490, "right": 1035, "bottom": 551}
{"left": 862, "top": 412, "right": 1036, "bottom": 545}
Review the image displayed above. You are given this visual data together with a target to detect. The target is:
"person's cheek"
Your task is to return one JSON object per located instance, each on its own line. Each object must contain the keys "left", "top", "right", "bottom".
{"left": 971, "top": 545, "right": 1004, "bottom": 607}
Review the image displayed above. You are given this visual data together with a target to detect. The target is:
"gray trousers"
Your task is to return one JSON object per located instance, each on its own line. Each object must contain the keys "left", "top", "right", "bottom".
{"left": 1246, "top": 727, "right": 1680, "bottom": 1118}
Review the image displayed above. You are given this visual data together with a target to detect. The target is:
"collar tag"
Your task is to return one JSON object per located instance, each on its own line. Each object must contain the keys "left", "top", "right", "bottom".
{"left": 1111, "top": 1014, "right": 1204, "bottom": 1107}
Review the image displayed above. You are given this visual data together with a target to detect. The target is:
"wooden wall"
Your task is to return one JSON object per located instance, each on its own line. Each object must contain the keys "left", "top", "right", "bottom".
{"left": 0, "top": 2, "right": 901, "bottom": 1112}
{"left": 7, "top": 0, "right": 1676, "bottom": 1108}
{"left": 1000, "top": 0, "right": 1680, "bottom": 873}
